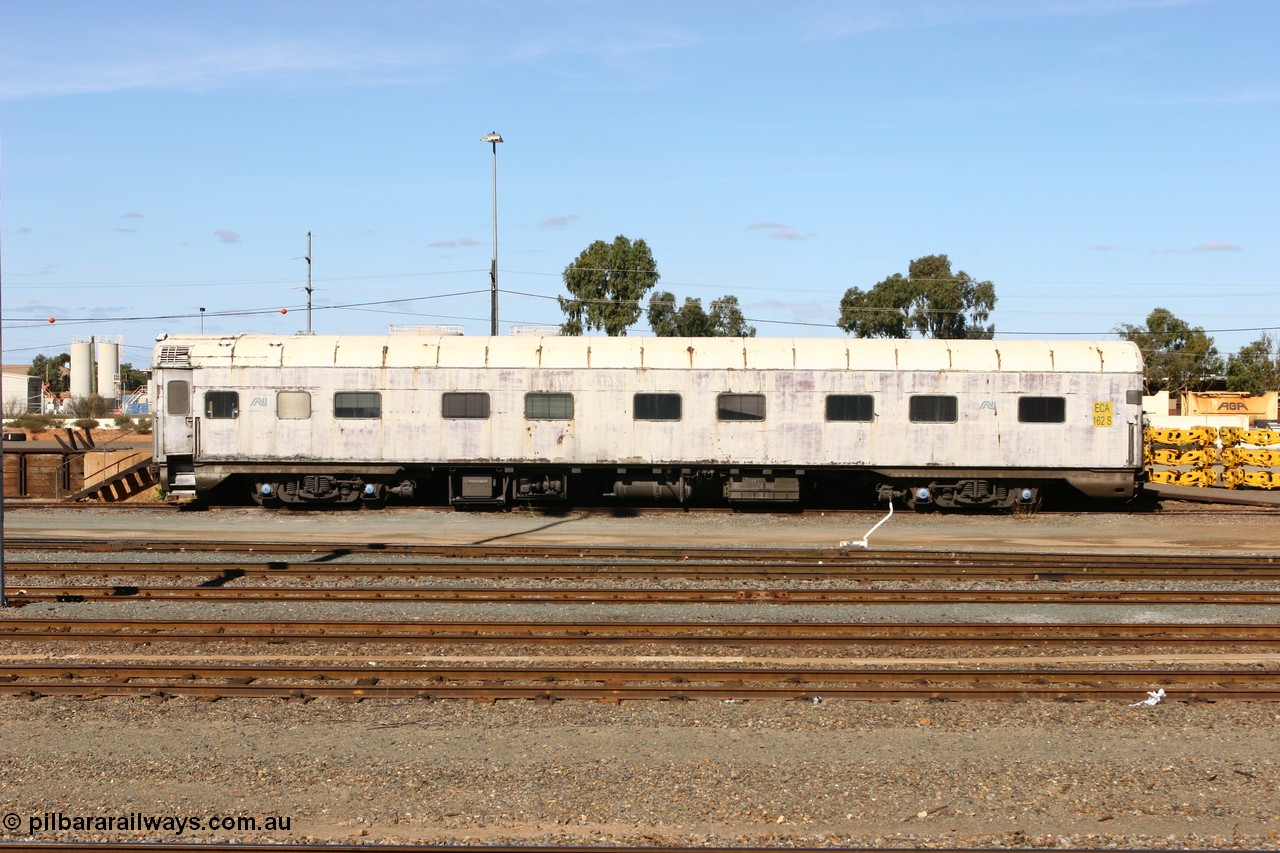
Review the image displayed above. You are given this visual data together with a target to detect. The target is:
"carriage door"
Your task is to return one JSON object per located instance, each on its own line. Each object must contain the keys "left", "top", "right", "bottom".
{"left": 153, "top": 368, "right": 196, "bottom": 494}
{"left": 158, "top": 371, "right": 195, "bottom": 459}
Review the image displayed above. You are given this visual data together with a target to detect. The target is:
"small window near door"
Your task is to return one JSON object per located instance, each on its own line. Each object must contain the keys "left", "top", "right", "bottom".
{"left": 204, "top": 391, "right": 239, "bottom": 419}
{"left": 166, "top": 380, "right": 190, "bottom": 416}
{"left": 1018, "top": 396, "right": 1067, "bottom": 423}
{"left": 277, "top": 391, "right": 312, "bottom": 419}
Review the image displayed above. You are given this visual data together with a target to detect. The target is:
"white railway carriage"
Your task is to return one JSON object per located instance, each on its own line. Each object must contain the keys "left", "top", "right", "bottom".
{"left": 150, "top": 334, "right": 1145, "bottom": 509}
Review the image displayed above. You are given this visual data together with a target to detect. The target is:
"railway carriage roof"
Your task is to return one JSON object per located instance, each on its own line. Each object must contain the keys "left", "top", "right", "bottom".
{"left": 154, "top": 335, "right": 1142, "bottom": 373}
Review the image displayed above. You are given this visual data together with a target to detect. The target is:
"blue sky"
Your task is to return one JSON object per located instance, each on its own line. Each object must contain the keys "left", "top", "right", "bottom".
{"left": 2, "top": 0, "right": 1276, "bottom": 370}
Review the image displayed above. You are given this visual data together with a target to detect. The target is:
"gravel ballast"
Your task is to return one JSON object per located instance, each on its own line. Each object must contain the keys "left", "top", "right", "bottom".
{"left": 1, "top": 505, "right": 1278, "bottom": 847}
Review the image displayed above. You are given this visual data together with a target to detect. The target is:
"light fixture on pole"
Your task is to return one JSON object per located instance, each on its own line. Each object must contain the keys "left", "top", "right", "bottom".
{"left": 481, "top": 131, "right": 503, "bottom": 336}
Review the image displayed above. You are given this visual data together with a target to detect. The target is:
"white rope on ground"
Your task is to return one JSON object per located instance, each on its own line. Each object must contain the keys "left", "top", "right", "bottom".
{"left": 839, "top": 499, "right": 893, "bottom": 550}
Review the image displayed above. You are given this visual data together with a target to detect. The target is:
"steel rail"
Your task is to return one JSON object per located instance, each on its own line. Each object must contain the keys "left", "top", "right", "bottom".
{"left": 4, "top": 618, "right": 1278, "bottom": 645}
{"left": 4, "top": 679, "right": 1275, "bottom": 702}
{"left": 7, "top": 535, "right": 1280, "bottom": 567}
{"left": 0, "top": 846, "right": 1201, "bottom": 853}
{"left": 9, "top": 557, "right": 1280, "bottom": 581}
{"left": 12, "top": 585, "right": 1280, "bottom": 605}
{"left": 5, "top": 661, "right": 1275, "bottom": 684}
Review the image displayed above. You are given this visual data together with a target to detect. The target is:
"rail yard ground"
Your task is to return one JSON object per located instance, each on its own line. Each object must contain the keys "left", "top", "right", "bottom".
{"left": 1, "top": 505, "right": 1278, "bottom": 848}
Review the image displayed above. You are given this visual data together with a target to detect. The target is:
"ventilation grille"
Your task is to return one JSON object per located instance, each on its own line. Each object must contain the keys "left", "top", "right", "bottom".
{"left": 157, "top": 345, "right": 192, "bottom": 367}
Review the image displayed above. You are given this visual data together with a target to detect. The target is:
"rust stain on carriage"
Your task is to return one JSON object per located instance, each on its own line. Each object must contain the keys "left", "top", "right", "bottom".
{"left": 381, "top": 345, "right": 389, "bottom": 368}
{"left": 686, "top": 345, "right": 695, "bottom": 368}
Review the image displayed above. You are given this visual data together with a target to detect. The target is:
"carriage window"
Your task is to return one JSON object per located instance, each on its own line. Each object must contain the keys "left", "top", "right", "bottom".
{"left": 717, "top": 393, "right": 766, "bottom": 422}
{"left": 634, "top": 393, "right": 682, "bottom": 421}
{"left": 909, "top": 395, "right": 957, "bottom": 423}
{"left": 166, "top": 380, "right": 190, "bottom": 416}
{"left": 204, "top": 391, "right": 239, "bottom": 419}
{"left": 277, "top": 391, "right": 311, "bottom": 419}
{"left": 443, "top": 392, "right": 491, "bottom": 419}
{"left": 525, "top": 392, "right": 573, "bottom": 420}
{"left": 826, "top": 394, "right": 874, "bottom": 422}
{"left": 334, "top": 391, "right": 381, "bottom": 419}
{"left": 1019, "top": 396, "right": 1066, "bottom": 423}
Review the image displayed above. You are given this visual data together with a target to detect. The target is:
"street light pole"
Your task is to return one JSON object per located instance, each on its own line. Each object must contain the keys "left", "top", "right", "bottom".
{"left": 481, "top": 131, "right": 503, "bottom": 336}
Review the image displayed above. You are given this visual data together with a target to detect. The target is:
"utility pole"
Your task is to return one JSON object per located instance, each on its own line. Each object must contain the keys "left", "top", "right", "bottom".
{"left": 481, "top": 132, "right": 503, "bottom": 336}
{"left": 305, "top": 232, "right": 314, "bottom": 335}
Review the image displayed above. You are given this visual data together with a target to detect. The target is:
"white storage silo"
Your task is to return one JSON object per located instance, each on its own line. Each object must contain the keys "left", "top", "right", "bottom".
{"left": 97, "top": 339, "right": 120, "bottom": 404}
{"left": 70, "top": 340, "right": 93, "bottom": 399}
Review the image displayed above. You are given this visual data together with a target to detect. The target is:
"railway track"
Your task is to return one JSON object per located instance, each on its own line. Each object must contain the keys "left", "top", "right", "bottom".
{"left": 7, "top": 606, "right": 1280, "bottom": 700}
{"left": 7, "top": 554, "right": 1280, "bottom": 581}
{"left": 9, "top": 585, "right": 1280, "bottom": 605}
{"left": 5, "top": 547, "right": 1279, "bottom": 605}
{"left": 5, "top": 618, "right": 1277, "bottom": 645}
{"left": 8, "top": 535, "right": 1280, "bottom": 566}
{"left": 0, "top": 846, "right": 1207, "bottom": 853}
{"left": 5, "top": 619, "right": 1278, "bottom": 701}
{"left": 3, "top": 662, "right": 1276, "bottom": 701}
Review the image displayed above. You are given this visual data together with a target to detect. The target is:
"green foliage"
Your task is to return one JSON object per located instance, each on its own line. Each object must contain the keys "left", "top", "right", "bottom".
{"left": 647, "top": 292, "right": 757, "bottom": 337}
{"left": 8, "top": 413, "right": 57, "bottom": 431}
{"left": 119, "top": 362, "right": 149, "bottom": 391}
{"left": 1225, "top": 332, "right": 1280, "bottom": 395}
{"left": 65, "top": 394, "right": 113, "bottom": 418}
{"left": 72, "top": 417, "right": 99, "bottom": 430}
{"left": 134, "top": 417, "right": 153, "bottom": 435}
{"left": 838, "top": 254, "right": 996, "bottom": 339}
{"left": 1116, "top": 307, "right": 1224, "bottom": 394}
{"left": 28, "top": 353, "right": 71, "bottom": 393}
{"left": 558, "top": 236, "right": 660, "bottom": 336}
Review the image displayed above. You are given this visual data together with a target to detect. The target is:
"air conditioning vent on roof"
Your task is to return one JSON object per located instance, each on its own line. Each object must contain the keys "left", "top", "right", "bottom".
{"left": 158, "top": 346, "right": 192, "bottom": 367}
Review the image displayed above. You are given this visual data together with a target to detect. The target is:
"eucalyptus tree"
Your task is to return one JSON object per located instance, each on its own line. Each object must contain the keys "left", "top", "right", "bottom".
{"left": 838, "top": 254, "right": 995, "bottom": 339}
{"left": 558, "top": 236, "right": 659, "bottom": 336}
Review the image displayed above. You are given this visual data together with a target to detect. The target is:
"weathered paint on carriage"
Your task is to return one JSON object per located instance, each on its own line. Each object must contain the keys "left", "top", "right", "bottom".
{"left": 152, "top": 334, "right": 1143, "bottom": 495}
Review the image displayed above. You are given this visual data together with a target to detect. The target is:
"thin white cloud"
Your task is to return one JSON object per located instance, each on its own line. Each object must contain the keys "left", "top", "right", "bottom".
{"left": 214, "top": 229, "right": 241, "bottom": 244}
{"left": 748, "top": 222, "right": 812, "bottom": 241}
{"left": 0, "top": 6, "right": 694, "bottom": 99}
{"left": 770, "top": 228, "right": 809, "bottom": 241}
{"left": 1155, "top": 240, "right": 1244, "bottom": 254}
{"left": 540, "top": 215, "right": 580, "bottom": 228}
{"left": 430, "top": 237, "right": 480, "bottom": 249}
